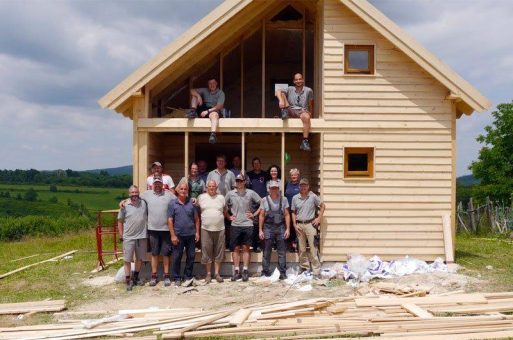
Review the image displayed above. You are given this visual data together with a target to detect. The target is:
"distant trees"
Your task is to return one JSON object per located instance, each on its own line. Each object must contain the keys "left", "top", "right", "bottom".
{"left": 0, "top": 169, "right": 132, "bottom": 188}
{"left": 23, "top": 188, "right": 38, "bottom": 201}
{"left": 470, "top": 101, "right": 513, "bottom": 203}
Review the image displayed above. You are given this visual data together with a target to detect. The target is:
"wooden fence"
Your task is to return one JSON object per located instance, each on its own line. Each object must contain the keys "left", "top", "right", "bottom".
{"left": 457, "top": 197, "right": 513, "bottom": 234}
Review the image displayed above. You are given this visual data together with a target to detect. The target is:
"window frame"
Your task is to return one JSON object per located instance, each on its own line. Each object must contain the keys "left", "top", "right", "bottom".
{"left": 344, "top": 45, "right": 375, "bottom": 75}
{"left": 343, "top": 147, "right": 375, "bottom": 179}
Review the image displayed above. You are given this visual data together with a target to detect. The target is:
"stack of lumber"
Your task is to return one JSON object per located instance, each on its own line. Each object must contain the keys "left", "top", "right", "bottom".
{"left": 0, "top": 300, "right": 65, "bottom": 315}
{"left": 5, "top": 293, "right": 513, "bottom": 339}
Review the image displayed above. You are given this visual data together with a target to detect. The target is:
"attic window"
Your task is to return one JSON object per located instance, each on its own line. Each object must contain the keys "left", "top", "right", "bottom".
{"left": 344, "top": 147, "right": 374, "bottom": 178}
{"left": 270, "top": 5, "right": 303, "bottom": 22}
{"left": 344, "top": 45, "right": 375, "bottom": 75}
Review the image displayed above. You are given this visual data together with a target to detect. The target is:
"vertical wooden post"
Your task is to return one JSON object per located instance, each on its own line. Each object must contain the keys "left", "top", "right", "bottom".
{"left": 302, "top": 8, "right": 306, "bottom": 79}
{"left": 241, "top": 132, "right": 246, "bottom": 174}
{"left": 133, "top": 96, "right": 147, "bottom": 191}
{"left": 184, "top": 132, "right": 189, "bottom": 178}
{"left": 281, "top": 132, "right": 285, "bottom": 193}
{"left": 487, "top": 197, "right": 496, "bottom": 232}
{"left": 240, "top": 41, "right": 244, "bottom": 118}
{"left": 469, "top": 197, "right": 477, "bottom": 233}
{"left": 261, "top": 19, "right": 266, "bottom": 118}
{"left": 220, "top": 53, "right": 224, "bottom": 90}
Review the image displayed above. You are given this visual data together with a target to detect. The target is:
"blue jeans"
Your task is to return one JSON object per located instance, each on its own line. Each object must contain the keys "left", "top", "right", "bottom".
{"left": 262, "top": 224, "right": 287, "bottom": 275}
{"left": 172, "top": 235, "right": 196, "bottom": 281}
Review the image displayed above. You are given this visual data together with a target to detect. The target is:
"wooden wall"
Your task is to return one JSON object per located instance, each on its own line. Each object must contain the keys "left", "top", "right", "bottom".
{"left": 321, "top": 0, "right": 453, "bottom": 261}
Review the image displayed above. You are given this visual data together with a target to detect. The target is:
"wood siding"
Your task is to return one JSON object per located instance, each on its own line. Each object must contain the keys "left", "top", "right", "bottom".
{"left": 321, "top": 0, "right": 453, "bottom": 261}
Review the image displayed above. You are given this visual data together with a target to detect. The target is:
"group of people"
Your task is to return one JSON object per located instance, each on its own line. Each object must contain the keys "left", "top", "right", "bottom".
{"left": 117, "top": 158, "right": 325, "bottom": 291}
{"left": 186, "top": 73, "right": 314, "bottom": 151}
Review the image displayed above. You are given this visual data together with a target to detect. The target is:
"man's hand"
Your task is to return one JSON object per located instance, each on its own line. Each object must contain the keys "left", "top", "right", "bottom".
{"left": 245, "top": 212, "right": 253, "bottom": 219}
{"left": 259, "top": 230, "right": 264, "bottom": 240}
{"left": 200, "top": 110, "right": 209, "bottom": 118}
{"left": 284, "top": 229, "right": 290, "bottom": 240}
{"left": 195, "top": 232, "right": 200, "bottom": 242}
{"left": 119, "top": 199, "right": 129, "bottom": 209}
{"left": 312, "top": 217, "right": 321, "bottom": 227}
{"left": 171, "top": 235, "right": 179, "bottom": 246}
{"left": 295, "top": 225, "right": 302, "bottom": 236}
{"left": 229, "top": 215, "right": 236, "bottom": 222}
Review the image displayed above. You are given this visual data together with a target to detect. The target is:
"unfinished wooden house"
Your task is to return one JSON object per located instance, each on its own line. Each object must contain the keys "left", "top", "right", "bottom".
{"left": 100, "top": 0, "right": 490, "bottom": 262}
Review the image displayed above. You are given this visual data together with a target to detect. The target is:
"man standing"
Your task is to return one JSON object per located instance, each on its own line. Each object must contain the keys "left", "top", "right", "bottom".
{"left": 285, "top": 168, "right": 301, "bottom": 252}
{"left": 197, "top": 180, "right": 226, "bottom": 283}
{"left": 225, "top": 173, "right": 262, "bottom": 282}
{"left": 187, "top": 78, "right": 225, "bottom": 144}
{"left": 246, "top": 157, "right": 270, "bottom": 253}
{"left": 197, "top": 160, "right": 209, "bottom": 184}
{"left": 230, "top": 156, "right": 242, "bottom": 177}
{"left": 141, "top": 176, "right": 176, "bottom": 287}
{"left": 168, "top": 179, "right": 200, "bottom": 286}
{"left": 275, "top": 73, "right": 314, "bottom": 151}
{"left": 117, "top": 185, "right": 148, "bottom": 291}
{"left": 147, "top": 161, "right": 175, "bottom": 194}
{"left": 259, "top": 181, "right": 290, "bottom": 280}
{"left": 188, "top": 162, "right": 205, "bottom": 199}
{"left": 207, "top": 154, "right": 236, "bottom": 196}
{"left": 291, "top": 178, "right": 325, "bottom": 278}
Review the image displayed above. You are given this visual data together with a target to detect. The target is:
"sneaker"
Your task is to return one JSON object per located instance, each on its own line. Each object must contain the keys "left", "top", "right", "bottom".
{"left": 174, "top": 280, "right": 181, "bottom": 287}
{"left": 183, "top": 278, "right": 194, "bottom": 287}
{"left": 126, "top": 280, "right": 134, "bottom": 291}
{"left": 205, "top": 273, "right": 212, "bottom": 284}
{"left": 186, "top": 109, "right": 197, "bottom": 119}
{"left": 149, "top": 277, "right": 158, "bottom": 287}
{"left": 164, "top": 277, "right": 172, "bottom": 287}
{"left": 231, "top": 271, "right": 242, "bottom": 282}
{"left": 279, "top": 273, "right": 287, "bottom": 280}
{"left": 215, "top": 273, "right": 224, "bottom": 283}
{"left": 300, "top": 139, "right": 311, "bottom": 152}
{"left": 242, "top": 269, "right": 249, "bottom": 282}
{"left": 209, "top": 133, "right": 217, "bottom": 144}
{"left": 281, "top": 108, "right": 289, "bottom": 120}
{"left": 261, "top": 270, "right": 271, "bottom": 277}
{"left": 252, "top": 247, "right": 261, "bottom": 253}
{"left": 299, "top": 267, "right": 309, "bottom": 274}
{"left": 134, "top": 278, "right": 145, "bottom": 286}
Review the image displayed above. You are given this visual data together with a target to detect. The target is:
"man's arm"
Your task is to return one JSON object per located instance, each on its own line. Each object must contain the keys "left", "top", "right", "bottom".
{"left": 284, "top": 208, "right": 291, "bottom": 239}
{"left": 117, "top": 220, "right": 123, "bottom": 240}
{"left": 313, "top": 202, "right": 325, "bottom": 227}
{"left": 258, "top": 209, "right": 265, "bottom": 240}
{"left": 190, "top": 88, "right": 203, "bottom": 106}
{"left": 194, "top": 212, "right": 200, "bottom": 242}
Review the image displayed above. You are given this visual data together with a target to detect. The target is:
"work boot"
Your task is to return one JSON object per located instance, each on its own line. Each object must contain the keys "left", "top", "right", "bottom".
{"left": 149, "top": 276, "right": 158, "bottom": 287}
{"left": 281, "top": 108, "right": 289, "bottom": 120}
{"left": 186, "top": 109, "right": 197, "bottom": 119}
{"left": 183, "top": 277, "right": 194, "bottom": 287}
{"left": 242, "top": 269, "right": 249, "bottom": 282}
{"left": 300, "top": 139, "right": 311, "bottom": 152}
{"left": 279, "top": 273, "right": 287, "bottom": 280}
{"left": 205, "top": 273, "right": 212, "bottom": 284}
{"left": 134, "top": 277, "right": 144, "bottom": 286}
{"left": 126, "top": 279, "right": 134, "bottom": 291}
{"left": 231, "top": 270, "right": 242, "bottom": 282}
{"left": 164, "top": 276, "right": 172, "bottom": 287}
{"left": 174, "top": 280, "right": 181, "bottom": 287}
{"left": 209, "top": 132, "right": 217, "bottom": 144}
{"left": 215, "top": 273, "right": 224, "bottom": 283}
{"left": 261, "top": 270, "right": 271, "bottom": 277}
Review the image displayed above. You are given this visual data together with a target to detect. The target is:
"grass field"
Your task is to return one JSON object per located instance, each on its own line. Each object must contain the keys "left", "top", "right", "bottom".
{"left": 0, "top": 184, "right": 126, "bottom": 212}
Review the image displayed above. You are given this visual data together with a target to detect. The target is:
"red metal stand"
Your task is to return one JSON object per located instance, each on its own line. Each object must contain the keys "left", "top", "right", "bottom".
{"left": 95, "top": 209, "right": 122, "bottom": 271}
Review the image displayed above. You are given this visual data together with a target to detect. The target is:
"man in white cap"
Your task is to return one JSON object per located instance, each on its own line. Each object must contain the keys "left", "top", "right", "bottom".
{"left": 259, "top": 180, "right": 290, "bottom": 280}
{"left": 147, "top": 161, "right": 175, "bottom": 194}
{"left": 291, "top": 178, "right": 325, "bottom": 278}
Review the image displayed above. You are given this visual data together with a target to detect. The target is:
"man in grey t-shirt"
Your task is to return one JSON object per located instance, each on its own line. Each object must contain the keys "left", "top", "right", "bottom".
{"left": 187, "top": 77, "right": 225, "bottom": 144}
{"left": 225, "top": 172, "right": 262, "bottom": 282}
{"left": 207, "top": 154, "right": 236, "bottom": 196}
{"left": 291, "top": 178, "right": 325, "bottom": 278}
{"left": 117, "top": 185, "right": 148, "bottom": 291}
{"left": 275, "top": 73, "right": 314, "bottom": 152}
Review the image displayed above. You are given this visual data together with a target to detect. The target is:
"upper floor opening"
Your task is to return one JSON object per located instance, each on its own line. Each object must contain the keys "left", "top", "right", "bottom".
{"left": 149, "top": 1, "right": 321, "bottom": 120}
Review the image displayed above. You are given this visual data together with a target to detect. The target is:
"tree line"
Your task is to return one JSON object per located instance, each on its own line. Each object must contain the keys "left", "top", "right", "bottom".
{"left": 0, "top": 169, "right": 132, "bottom": 188}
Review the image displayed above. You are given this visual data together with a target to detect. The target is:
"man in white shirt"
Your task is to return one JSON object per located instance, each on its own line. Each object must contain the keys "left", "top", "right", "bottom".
{"left": 146, "top": 161, "right": 175, "bottom": 194}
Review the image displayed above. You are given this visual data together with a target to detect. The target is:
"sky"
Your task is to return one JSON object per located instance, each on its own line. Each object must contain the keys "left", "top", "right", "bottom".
{"left": 0, "top": 0, "right": 511, "bottom": 176}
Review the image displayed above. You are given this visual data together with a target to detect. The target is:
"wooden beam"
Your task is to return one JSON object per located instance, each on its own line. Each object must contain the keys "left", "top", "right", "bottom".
{"left": 0, "top": 251, "right": 77, "bottom": 279}
{"left": 402, "top": 303, "right": 434, "bottom": 318}
{"left": 261, "top": 19, "right": 265, "bottom": 118}
{"left": 281, "top": 132, "right": 285, "bottom": 192}
{"left": 241, "top": 38, "right": 244, "bottom": 118}
{"left": 443, "top": 214, "right": 454, "bottom": 262}
{"left": 184, "top": 132, "right": 189, "bottom": 177}
{"left": 241, "top": 132, "right": 246, "bottom": 173}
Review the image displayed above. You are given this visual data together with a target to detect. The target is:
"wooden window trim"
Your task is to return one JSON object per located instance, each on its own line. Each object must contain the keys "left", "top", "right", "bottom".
{"left": 344, "top": 45, "right": 375, "bottom": 75}
{"left": 344, "top": 147, "right": 375, "bottom": 178}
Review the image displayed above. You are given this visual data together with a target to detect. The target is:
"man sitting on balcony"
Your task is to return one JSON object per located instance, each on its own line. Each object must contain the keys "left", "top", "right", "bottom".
{"left": 187, "top": 77, "right": 225, "bottom": 144}
{"left": 275, "top": 73, "right": 313, "bottom": 152}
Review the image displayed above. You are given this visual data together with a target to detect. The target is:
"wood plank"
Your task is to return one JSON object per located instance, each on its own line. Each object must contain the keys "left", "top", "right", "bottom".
{"left": 355, "top": 294, "right": 487, "bottom": 307}
{"left": 402, "top": 303, "right": 434, "bottom": 318}
{"left": 0, "top": 300, "right": 65, "bottom": 315}
{"left": 0, "top": 250, "right": 77, "bottom": 280}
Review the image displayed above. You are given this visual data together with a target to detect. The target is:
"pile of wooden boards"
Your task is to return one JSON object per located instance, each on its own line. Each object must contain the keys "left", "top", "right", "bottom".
{"left": 5, "top": 293, "right": 513, "bottom": 339}
{"left": 0, "top": 300, "right": 65, "bottom": 316}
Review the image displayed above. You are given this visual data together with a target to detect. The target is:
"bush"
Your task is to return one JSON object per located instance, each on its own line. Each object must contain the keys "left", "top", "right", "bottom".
{"left": 48, "top": 196, "right": 58, "bottom": 203}
{"left": 49, "top": 184, "right": 58, "bottom": 192}
{"left": 24, "top": 188, "right": 38, "bottom": 201}
{"left": 0, "top": 216, "right": 93, "bottom": 241}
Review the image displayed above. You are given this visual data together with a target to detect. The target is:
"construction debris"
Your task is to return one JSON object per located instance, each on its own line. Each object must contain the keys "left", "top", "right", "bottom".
{"left": 0, "top": 250, "right": 77, "bottom": 280}
{"left": 5, "top": 292, "right": 513, "bottom": 338}
{"left": 0, "top": 300, "right": 65, "bottom": 315}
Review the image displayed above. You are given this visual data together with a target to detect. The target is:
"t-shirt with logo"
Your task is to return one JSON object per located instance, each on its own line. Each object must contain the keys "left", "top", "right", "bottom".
{"left": 247, "top": 170, "right": 271, "bottom": 198}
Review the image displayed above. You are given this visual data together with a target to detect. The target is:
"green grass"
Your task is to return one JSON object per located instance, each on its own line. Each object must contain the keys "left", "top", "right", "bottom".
{"left": 0, "top": 197, "right": 78, "bottom": 217}
{"left": 0, "top": 184, "right": 126, "bottom": 212}
{"left": 456, "top": 232, "right": 513, "bottom": 291}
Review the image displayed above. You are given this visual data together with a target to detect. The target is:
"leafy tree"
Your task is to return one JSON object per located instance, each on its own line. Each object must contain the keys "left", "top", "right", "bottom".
{"left": 49, "top": 184, "right": 58, "bottom": 192}
{"left": 24, "top": 188, "right": 38, "bottom": 202}
{"left": 470, "top": 102, "right": 513, "bottom": 203}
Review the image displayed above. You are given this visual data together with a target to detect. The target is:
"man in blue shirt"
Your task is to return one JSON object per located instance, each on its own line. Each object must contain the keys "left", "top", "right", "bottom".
{"left": 168, "top": 179, "right": 200, "bottom": 286}
{"left": 246, "top": 157, "right": 270, "bottom": 253}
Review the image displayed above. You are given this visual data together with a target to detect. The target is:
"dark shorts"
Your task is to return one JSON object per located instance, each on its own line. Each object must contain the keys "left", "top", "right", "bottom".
{"left": 196, "top": 104, "right": 223, "bottom": 118}
{"left": 148, "top": 230, "right": 172, "bottom": 256}
{"left": 286, "top": 107, "right": 308, "bottom": 118}
{"left": 229, "top": 226, "right": 252, "bottom": 251}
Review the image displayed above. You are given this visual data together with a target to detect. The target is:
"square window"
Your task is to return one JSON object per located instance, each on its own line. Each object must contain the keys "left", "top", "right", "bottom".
{"left": 344, "top": 45, "right": 375, "bottom": 75}
{"left": 344, "top": 147, "right": 374, "bottom": 178}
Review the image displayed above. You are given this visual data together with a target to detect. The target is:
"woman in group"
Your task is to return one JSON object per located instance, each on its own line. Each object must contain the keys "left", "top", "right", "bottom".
{"left": 266, "top": 165, "right": 281, "bottom": 193}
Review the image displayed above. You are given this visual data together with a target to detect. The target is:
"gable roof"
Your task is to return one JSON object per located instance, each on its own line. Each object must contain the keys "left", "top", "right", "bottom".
{"left": 100, "top": 0, "right": 491, "bottom": 118}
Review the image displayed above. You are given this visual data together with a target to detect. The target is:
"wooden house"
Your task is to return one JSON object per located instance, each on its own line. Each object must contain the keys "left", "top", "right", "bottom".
{"left": 100, "top": 0, "right": 490, "bottom": 262}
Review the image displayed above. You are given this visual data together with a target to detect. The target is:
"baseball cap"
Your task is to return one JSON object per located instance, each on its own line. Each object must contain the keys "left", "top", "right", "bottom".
{"left": 153, "top": 176, "right": 163, "bottom": 183}
{"left": 268, "top": 180, "right": 280, "bottom": 188}
{"left": 235, "top": 173, "right": 245, "bottom": 181}
{"left": 151, "top": 161, "right": 162, "bottom": 168}
{"left": 299, "top": 178, "right": 309, "bottom": 185}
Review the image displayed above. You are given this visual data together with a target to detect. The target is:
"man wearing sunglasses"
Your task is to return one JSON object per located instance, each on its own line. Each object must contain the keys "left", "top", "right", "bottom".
{"left": 275, "top": 73, "right": 314, "bottom": 151}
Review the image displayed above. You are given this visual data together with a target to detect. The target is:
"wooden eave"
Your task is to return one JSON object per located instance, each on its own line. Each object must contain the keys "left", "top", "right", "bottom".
{"left": 98, "top": 0, "right": 255, "bottom": 116}
{"left": 340, "top": 0, "right": 491, "bottom": 117}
